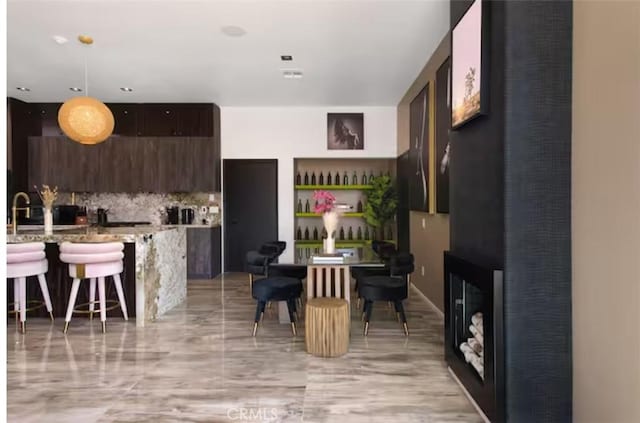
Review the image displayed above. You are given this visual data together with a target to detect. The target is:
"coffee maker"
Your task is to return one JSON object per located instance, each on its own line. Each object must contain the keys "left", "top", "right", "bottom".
{"left": 166, "top": 207, "right": 179, "bottom": 224}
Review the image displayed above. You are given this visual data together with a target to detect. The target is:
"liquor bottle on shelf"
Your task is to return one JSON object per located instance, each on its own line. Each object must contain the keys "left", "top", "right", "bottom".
{"left": 339, "top": 226, "right": 345, "bottom": 240}
{"left": 297, "top": 199, "right": 303, "bottom": 213}
{"left": 304, "top": 227, "right": 310, "bottom": 240}
{"left": 361, "top": 171, "right": 367, "bottom": 185}
{"left": 296, "top": 226, "right": 302, "bottom": 240}
{"left": 348, "top": 226, "right": 353, "bottom": 240}
{"left": 357, "top": 226, "right": 363, "bottom": 240}
{"left": 313, "top": 227, "right": 318, "bottom": 240}
{"left": 311, "top": 172, "right": 316, "bottom": 185}
{"left": 357, "top": 200, "right": 363, "bottom": 213}
{"left": 335, "top": 171, "right": 340, "bottom": 185}
{"left": 296, "top": 171, "right": 301, "bottom": 185}
{"left": 327, "top": 171, "right": 332, "bottom": 185}
{"left": 305, "top": 199, "right": 310, "bottom": 213}
{"left": 352, "top": 171, "right": 358, "bottom": 185}
{"left": 368, "top": 171, "right": 374, "bottom": 184}
{"left": 319, "top": 172, "right": 324, "bottom": 185}
{"left": 343, "top": 172, "right": 348, "bottom": 186}
{"left": 304, "top": 171, "right": 309, "bottom": 185}
{"left": 364, "top": 226, "right": 370, "bottom": 240}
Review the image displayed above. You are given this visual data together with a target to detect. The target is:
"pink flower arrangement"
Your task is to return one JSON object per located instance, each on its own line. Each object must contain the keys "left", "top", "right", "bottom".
{"left": 313, "top": 190, "right": 336, "bottom": 214}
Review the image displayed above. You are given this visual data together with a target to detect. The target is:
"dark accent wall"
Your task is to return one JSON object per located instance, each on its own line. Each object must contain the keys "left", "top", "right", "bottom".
{"left": 450, "top": 0, "right": 505, "bottom": 269}
{"left": 502, "top": 1, "right": 573, "bottom": 422}
{"left": 449, "top": 1, "right": 572, "bottom": 421}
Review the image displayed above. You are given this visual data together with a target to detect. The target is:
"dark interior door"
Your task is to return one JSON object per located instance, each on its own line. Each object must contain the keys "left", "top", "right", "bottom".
{"left": 224, "top": 159, "right": 278, "bottom": 272}
{"left": 397, "top": 151, "right": 411, "bottom": 253}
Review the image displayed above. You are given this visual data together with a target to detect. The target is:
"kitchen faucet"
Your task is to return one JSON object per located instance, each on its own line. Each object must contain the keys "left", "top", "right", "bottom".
{"left": 12, "top": 192, "right": 30, "bottom": 235}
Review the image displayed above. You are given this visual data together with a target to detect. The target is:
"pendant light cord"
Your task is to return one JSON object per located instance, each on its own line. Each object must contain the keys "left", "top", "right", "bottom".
{"left": 84, "top": 47, "right": 89, "bottom": 96}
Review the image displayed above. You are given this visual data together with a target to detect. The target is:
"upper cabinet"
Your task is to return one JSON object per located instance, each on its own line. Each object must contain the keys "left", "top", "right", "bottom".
{"left": 141, "top": 104, "right": 213, "bottom": 137}
{"left": 13, "top": 100, "right": 221, "bottom": 193}
{"left": 108, "top": 103, "right": 142, "bottom": 136}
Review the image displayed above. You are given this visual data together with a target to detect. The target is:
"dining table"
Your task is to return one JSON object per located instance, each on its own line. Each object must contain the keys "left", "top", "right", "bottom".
{"left": 268, "top": 246, "right": 387, "bottom": 323}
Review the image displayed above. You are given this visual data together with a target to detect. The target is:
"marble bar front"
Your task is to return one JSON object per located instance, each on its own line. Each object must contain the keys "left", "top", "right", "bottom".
{"left": 7, "top": 225, "right": 187, "bottom": 327}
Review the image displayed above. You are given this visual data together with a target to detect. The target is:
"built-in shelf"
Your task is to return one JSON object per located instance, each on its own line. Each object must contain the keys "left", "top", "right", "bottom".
{"left": 295, "top": 185, "right": 372, "bottom": 190}
{"left": 295, "top": 212, "right": 364, "bottom": 218}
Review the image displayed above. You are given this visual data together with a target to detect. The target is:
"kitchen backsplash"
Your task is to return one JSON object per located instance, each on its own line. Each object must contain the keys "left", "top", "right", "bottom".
{"left": 55, "top": 192, "right": 222, "bottom": 226}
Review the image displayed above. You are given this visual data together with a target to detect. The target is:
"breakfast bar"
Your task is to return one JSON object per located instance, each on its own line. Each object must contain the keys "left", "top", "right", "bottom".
{"left": 7, "top": 225, "right": 187, "bottom": 327}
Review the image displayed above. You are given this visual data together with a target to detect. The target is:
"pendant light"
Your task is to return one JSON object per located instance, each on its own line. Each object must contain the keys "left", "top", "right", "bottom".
{"left": 58, "top": 35, "right": 114, "bottom": 145}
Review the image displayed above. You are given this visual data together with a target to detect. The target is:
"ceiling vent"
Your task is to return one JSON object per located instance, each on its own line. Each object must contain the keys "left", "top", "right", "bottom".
{"left": 281, "top": 69, "right": 303, "bottom": 79}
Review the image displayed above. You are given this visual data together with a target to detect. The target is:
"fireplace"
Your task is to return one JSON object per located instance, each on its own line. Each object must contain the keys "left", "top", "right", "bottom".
{"left": 444, "top": 252, "right": 504, "bottom": 422}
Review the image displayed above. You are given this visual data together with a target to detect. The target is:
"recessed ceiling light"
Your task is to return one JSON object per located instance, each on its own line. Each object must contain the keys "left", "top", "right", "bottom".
{"left": 281, "top": 55, "right": 293, "bottom": 61}
{"left": 221, "top": 25, "right": 247, "bottom": 37}
{"left": 69, "top": 87, "right": 83, "bottom": 92}
{"left": 52, "top": 35, "right": 68, "bottom": 44}
{"left": 120, "top": 87, "right": 133, "bottom": 92}
{"left": 16, "top": 87, "right": 30, "bottom": 91}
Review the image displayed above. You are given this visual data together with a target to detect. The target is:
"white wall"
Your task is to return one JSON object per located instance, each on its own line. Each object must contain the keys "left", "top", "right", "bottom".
{"left": 221, "top": 107, "right": 397, "bottom": 264}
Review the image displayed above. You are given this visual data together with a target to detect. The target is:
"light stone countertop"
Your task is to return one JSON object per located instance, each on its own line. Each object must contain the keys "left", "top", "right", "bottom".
{"left": 7, "top": 225, "right": 180, "bottom": 243}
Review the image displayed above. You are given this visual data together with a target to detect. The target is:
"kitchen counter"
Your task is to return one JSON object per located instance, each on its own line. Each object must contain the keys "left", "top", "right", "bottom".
{"left": 7, "top": 225, "right": 187, "bottom": 327}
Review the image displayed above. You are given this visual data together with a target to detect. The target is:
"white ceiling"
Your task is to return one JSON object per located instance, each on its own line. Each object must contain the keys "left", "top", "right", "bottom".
{"left": 7, "top": 0, "right": 449, "bottom": 106}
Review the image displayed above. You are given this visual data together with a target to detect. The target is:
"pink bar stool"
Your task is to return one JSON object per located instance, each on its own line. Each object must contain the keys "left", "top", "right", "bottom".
{"left": 7, "top": 242, "right": 54, "bottom": 333}
{"left": 59, "top": 242, "right": 128, "bottom": 333}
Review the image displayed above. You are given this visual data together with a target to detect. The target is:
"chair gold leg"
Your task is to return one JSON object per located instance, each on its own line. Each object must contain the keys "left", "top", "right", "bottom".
{"left": 101, "top": 321, "right": 106, "bottom": 333}
{"left": 249, "top": 274, "right": 253, "bottom": 296}
{"left": 63, "top": 322, "right": 69, "bottom": 334}
{"left": 49, "top": 312, "right": 54, "bottom": 321}
{"left": 260, "top": 312, "right": 264, "bottom": 322}
{"left": 364, "top": 321, "right": 369, "bottom": 336}
{"left": 20, "top": 321, "right": 26, "bottom": 334}
{"left": 403, "top": 322, "right": 409, "bottom": 336}
{"left": 89, "top": 311, "right": 93, "bottom": 321}
{"left": 291, "top": 322, "right": 297, "bottom": 336}
{"left": 252, "top": 322, "right": 258, "bottom": 337}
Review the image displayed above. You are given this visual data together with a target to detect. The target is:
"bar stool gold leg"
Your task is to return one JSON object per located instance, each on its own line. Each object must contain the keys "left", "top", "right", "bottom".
{"left": 102, "top": 321, "right": 106, "bottom": 333}
{"left": 252, "top": 322, "right": 258, "bottom": 337}
{"left": 63, "top": 322, "right": 70, "bottom": 334}
{"left": 49, "top": 311, "right": 54, "bottom": 321}
{"left": 20, "top": 321, "right": 26, "bottom": 334}
{"left": 364, "top": 321, "right": 370, "bottom": 336}
{"left": 291, "top": 322, "right": 297, "bottom": 336}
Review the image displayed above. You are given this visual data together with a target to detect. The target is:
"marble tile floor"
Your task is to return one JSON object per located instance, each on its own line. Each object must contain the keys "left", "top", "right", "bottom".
{"left": 7, "top": 272, "right": 482, "bottom": 423}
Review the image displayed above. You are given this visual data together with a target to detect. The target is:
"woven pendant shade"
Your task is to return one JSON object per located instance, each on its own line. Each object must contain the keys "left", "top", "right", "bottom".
{"left": 58, "top": 96, "right": 114, "bottom": 145}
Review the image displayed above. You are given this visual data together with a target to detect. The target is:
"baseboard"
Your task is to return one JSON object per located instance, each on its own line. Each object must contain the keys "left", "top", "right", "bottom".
{"left": 409, "top": 283, "right": 444, "bottom": 320}
{"left": 447, "top": 367, "right": 490, "bottom": 423}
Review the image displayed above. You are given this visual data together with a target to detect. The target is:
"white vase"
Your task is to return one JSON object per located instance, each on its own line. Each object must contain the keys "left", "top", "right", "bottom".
{"left": 44, "top": 208, "right": 53, "bottom": 235}
{"left": 322, "top": 210, "right": 339, "bottom": 254}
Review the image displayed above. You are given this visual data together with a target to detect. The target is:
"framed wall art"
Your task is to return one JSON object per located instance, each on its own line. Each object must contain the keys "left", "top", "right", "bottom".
{"left": 327, "top": 113, "right": 364, "bottom": 150}
{"left": 451, "top": 0, "right": 489, "bottom": 129}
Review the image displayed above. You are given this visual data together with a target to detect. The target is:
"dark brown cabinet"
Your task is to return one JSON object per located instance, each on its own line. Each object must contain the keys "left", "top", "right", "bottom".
{"left": 108, "top": 103, "right": 142, "bottom": 136}
{"left": 187, "top": 227, "right": 221, "bottom": 279}
{"left": 36, "top": 103, "right": 65, "bottom": 137}
{"left": 141, "top": 104, "right": 213, "bottom": 137}
{"left": 18, "top": 100, "right": 220, "bottom": 193}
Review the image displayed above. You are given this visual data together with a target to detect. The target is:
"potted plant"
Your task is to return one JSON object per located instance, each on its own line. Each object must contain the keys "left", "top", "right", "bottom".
{"left": 364, "top": 175, "right": 397, "bottom": 240}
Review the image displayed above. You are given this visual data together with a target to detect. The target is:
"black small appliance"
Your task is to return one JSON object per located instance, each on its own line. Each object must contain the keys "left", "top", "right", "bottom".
{"left": 166, "top": 207, "right": 179, "bottom": 224}
{"left": 181, "top": 208, "right": 194, "bottom": 225}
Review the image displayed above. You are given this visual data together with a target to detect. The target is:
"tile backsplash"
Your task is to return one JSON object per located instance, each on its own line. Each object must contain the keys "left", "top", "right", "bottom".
{"left": 55, "top": 192, "right": 222, "bottom": 226}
